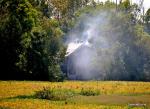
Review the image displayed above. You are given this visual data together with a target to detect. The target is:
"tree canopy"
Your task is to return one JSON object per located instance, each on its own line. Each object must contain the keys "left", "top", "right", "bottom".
{"left": 0, "top": 0, "right": 150, "bottom": 81}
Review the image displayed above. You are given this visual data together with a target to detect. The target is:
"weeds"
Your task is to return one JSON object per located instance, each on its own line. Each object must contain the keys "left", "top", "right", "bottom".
{"left": 35, "top": 87, "right": 76, "bottom": 100}
{"left": 35, "top": 86, "right": 101, "bottom": 101}
{"left": 79, "top": 88, "right": 100, "bottom": 96}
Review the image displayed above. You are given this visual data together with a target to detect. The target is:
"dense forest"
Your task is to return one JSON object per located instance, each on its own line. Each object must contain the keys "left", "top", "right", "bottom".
{"left": 0, "top": 0, "right": 150, "bottom": 81}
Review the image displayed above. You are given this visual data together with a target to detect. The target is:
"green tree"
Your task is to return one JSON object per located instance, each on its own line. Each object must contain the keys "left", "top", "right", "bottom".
{"left": 0, "top": 0, "right": 37, "bottom": 79}
{"left": 17, "top": 1, "right": 66, "bottom": 81}
{"left": 0, "top": 0, "right": 66, "bottom": 81}
{"left": 145, "top": 8, "right": 150, "bottom": 34}
{"left": 42, "top": 18, "right": 65, "bottom": 81}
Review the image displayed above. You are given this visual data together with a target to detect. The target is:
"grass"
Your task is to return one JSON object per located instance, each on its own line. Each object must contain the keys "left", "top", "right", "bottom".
{"left": 0, "top": 81, "right": 150, "bottom": 109}
{"left": 68, "top": 95, "right": 150, "bottom": 105}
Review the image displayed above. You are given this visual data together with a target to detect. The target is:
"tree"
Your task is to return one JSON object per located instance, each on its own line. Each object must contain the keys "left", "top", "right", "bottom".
{"left": 69, "top": 1, "right": 150, "bottom": 81}
{"left": 145, "top": 8, "right": 150, "bottom": 34}
{"left": 17, "top": 1, "right": 66, "bottom": 81}
{"left": 0, "top": 0, "right": 37, "bottom": 79}
{"left": 42, "top": 18, "right": 65, "bottom": 81}
{"left": 0, "top": 0, "right": 66, "bottom": 81}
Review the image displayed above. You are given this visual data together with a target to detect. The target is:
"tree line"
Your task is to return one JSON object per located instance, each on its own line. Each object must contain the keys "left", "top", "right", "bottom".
{"left": 73, "top": 0, "right": 150, "bottom": 81}
{"left": 0, "top": 0, "right": 150, "bottom": 81}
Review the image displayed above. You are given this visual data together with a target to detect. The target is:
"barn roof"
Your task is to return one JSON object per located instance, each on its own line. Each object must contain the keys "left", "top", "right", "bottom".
{"left": 65, "top": 40, "right": 92, "bottom": 57}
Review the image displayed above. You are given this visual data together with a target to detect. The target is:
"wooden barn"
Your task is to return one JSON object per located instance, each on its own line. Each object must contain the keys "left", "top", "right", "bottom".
{"left": 61, "top": 40, "right": 96, "bottom": 80}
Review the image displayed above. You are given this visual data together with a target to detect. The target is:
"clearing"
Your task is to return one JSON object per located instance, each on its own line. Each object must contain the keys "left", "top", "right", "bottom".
{"left": 0, "top": 81, "right": 150, "bottom": 109}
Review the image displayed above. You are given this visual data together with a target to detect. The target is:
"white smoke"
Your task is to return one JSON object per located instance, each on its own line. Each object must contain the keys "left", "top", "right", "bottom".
{"left": 65, "top": 10, "right": 134, "bottom": 80}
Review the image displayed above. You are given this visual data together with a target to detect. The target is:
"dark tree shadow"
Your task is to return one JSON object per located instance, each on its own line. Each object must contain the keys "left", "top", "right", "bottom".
{"left": 0, "top": 95, "right": 36, "bottom": 101}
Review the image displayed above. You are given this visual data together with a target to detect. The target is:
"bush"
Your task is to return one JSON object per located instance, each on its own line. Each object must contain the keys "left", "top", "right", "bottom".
{"left": 35, "top": 87, "right": 100, "bottom": 100}
{"left": 35, "top": 87, "right": 54, "bottom": 100}
{"left": 35, "top": 87, "right": 76, "bottom": 100}
{"left": 80, "top": 88, "right": 100, "bottom": 96}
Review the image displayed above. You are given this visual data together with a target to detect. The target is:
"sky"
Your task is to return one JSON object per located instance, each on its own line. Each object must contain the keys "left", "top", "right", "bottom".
{"left": 96, "top": 0, "right": 150, "bottom": 13}
{"left": 132, "top": 0, "right": 150, "bottom": 12}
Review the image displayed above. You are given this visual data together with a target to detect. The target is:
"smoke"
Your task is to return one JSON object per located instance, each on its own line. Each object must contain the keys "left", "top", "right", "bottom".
{"left": 64, "top": 9, "right": 147, "bottom": 80}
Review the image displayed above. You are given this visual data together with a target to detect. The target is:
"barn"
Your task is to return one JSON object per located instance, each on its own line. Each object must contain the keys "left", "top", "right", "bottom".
{"left": 61, "top": 40, "right": 98, "bottom": 80}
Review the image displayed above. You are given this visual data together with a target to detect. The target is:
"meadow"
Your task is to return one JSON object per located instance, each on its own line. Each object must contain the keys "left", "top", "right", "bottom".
{"left": 0, "top": 81, "right": 150, "bottom": 109}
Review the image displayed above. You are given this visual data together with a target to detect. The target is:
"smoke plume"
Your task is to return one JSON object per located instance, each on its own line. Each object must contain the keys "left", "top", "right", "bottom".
{"left": 65, "top": 9, "right": 149, "bottom": 80}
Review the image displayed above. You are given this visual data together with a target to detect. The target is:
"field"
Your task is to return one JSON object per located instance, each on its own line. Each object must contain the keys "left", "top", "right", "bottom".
{"left": 0, "top": 81, "right": 150, "bottom": 109}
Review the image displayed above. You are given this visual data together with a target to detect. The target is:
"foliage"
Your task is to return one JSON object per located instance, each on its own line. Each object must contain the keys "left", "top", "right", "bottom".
{"left": 35, "top": 86, "right": 100, "bottom": 100}
{"left": 0, "top": 0, "right": 66, "bottom": 81}
{"left": 35, "top": 87, "right": 54, "bottom": 100}
{"left": 145, "top": 8, "right": 150, "bottom": 34}
{"left": 0, "top": 0, "right": 150, "bottom": 81}
{"left": 0, "top": 0, "right": 38, "bottom": 79}
{"left": 35, "top": 87, "right": 76, "bottom": 100}
{"left": 80, "top": 88, "right": 100, "bottom": 96}
{"left": 71, "top": 1, "right": 150, "bottom": 81}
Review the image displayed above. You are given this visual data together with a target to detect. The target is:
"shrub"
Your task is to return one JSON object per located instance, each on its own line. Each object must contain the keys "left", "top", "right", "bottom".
{"left": 80, "top": 88, "right": 100, "bottom": 96}
{"left": 35, "top": 87, "right": 76, "bottom": 100}
{"left": 35, "top": 87, "right": 54, "bottom": 100}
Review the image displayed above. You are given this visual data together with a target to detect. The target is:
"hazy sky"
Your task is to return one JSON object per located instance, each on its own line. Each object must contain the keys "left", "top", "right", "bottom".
{"left": 96, "top": 0, "right": 150, "bottom": 12}
{"left": 132, "top": 0, "right": 150, "bottom": 12}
